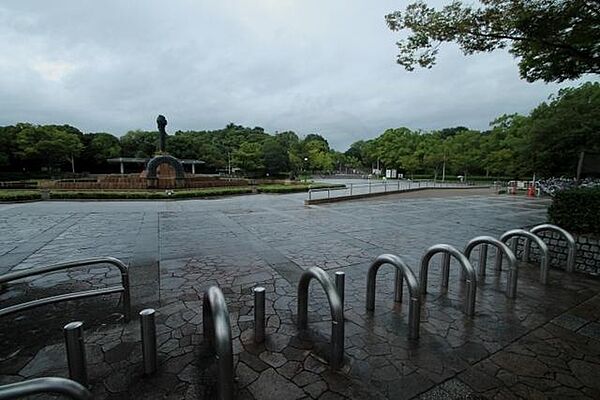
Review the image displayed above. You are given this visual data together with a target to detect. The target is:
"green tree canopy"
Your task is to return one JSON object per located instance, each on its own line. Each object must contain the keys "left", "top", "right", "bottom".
{"left": 386, "top": 0, "right": 600, "bottom": 82}
{"left": 16, "top": 125, "right": 83, "bottom": 170}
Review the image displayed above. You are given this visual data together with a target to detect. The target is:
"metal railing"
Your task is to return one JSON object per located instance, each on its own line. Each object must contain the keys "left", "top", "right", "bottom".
{"left": 307, "top": 180, "right": 472, "bottom": 201}
{"left": 419, "top": 244, "right": 477, "bottom": 317}
{"left": 202, "top": 286, "right": 234, "bottom": 400}
{"left": 297, "top": 267, "right": 344, "bottom": 369}
{"left": 525, "top": 224, "right": 576, "bottom": 273}
{"left": 464, "top": 236, "right": 519, "bottom": 298}
{"left": 0, "top": 257, "right": 130, "bottom": 321}
{"left": 0, "top": 377, "right": 92, "bottom": 400}
{"left": 366, "top": 254, "right": 421, "bottom": 339}
{"left": 499, "top": 229, "right": 550, "bottom": 285}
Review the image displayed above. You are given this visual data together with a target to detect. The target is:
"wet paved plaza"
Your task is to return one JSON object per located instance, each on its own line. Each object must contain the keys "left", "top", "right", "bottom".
{"left": 1, "top": 189, "right": 599, "bottom": 399}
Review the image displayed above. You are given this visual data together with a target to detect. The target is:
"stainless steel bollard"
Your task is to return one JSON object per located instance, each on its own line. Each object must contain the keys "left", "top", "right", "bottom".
{"left": 335, "top": 272, "right": 345, "bottom": 308}
{"left": 441, "top": 252, "right": 451, "bottom": 289}
{"left": 140, "top": 309, "right": 157, "bottom": 375}
{"left": 478, "top": 244, "right": 488, "bottom": 277}
{"left": 253, "top": 287, "right": 266, "bottom": 343}
{"left": 63, "top": 321, "right": 87, "bottom": 387}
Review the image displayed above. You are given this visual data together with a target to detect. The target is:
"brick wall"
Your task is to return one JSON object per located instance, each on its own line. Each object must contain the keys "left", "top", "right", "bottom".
{"left": 515, "top": 230, "right": 600, "bottom": 276}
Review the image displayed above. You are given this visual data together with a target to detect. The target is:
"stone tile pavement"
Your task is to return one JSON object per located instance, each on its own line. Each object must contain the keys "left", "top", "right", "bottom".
{"left": 0, "top": 189, "right": 599, "bottom": 399}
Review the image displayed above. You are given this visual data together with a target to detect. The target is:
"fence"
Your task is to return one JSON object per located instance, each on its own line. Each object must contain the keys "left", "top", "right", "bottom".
{"left": 307, "top": 180, "right": 478, "bottom": 202}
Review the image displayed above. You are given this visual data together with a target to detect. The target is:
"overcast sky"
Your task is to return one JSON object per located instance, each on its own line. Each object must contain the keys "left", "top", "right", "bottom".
{"left": 0, "top": 0, "right": 591, "bottom": 151}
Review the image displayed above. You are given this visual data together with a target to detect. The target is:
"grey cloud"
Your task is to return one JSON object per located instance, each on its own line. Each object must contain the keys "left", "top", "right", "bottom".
{"left": 0, "top": 0, "right": 588, "bottom": 150}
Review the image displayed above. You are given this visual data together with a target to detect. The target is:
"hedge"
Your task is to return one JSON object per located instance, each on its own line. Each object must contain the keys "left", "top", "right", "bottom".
{"left": 257, "top": 183, "right": 344, "bottom": 193}
{"left": 0, "top": 190, "right": 41, "bottom": 201}
{"left": 548, "top": 187, "right": 600, "bottom": 235}
{"left": 49, "top": 187, "right": 253, "bottom": 200}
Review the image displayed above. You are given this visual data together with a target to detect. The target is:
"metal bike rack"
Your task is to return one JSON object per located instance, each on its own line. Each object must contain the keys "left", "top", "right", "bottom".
{"left": 0, "top": 257, "right": 131, "bottom": 321}
{"left": 499, "top": 229, "right": 550, "bottom": 284}
{"left": 297, "top": 267, "right": 344, "bottom": 369}
{"left": 524, "top": 224, "right": 576, "bottom": 273}
{"left": 419, "top": 244, "right": 477, "bottom": 317}
{"left": 366, "top": 254, "right": 421, "bottom": 339}
{"left": 0, "top": 377, "right": 92, "bottom": 400}
{"left": 202, "top": 286, "right": 234, "bottom": 400}
{"left": 463, "top": 236, "right": 519, "bottom": 298}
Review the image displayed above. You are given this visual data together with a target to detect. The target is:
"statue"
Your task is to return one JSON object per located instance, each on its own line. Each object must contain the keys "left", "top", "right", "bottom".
{"left": 156, "top": 115, "right": 167, "bottom": 153}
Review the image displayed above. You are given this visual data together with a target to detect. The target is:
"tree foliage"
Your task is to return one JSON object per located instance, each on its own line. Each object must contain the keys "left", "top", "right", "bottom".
{"left": 386, "top": 0, "right": 600, "bottom": 82}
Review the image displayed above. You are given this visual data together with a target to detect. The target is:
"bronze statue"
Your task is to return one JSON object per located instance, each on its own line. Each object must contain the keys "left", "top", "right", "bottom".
{"left": 157, "top": 115, "right": 167, "bottom": 153}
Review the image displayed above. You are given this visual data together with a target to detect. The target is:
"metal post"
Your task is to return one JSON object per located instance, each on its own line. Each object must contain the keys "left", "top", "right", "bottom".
{"left": 335, "top": 272, "right": 345, "bottom": 309}
{"left": 394, "top": 268, "right": 403, "bottom": 303}
{"left": 384, "top": 181, "right": 387, "bottom": 192}
{"left": 441, "top": 253, "right": 450, "bottom": 290}
{"left": 369, "top": 181, "right": 371, "bottom": 193}
{"left": 140, "top": 309, "right": 157, "bottom": 375}
{"left": 397, "top": 179, "right": 400, "bottom": 190}
{"left": 63, "top": 322, "right": 87, "bottom": 387}
{"left": 327, "top": 189, "right": 330, "bottom": 199}
{"left": 478, "top": 244, "right": 488, "bottom": 278}
{"left": 349, "top": 183, "right": 353, "bottom": 196}
{"left": 253, "top": 287, "right": 265, "bottom": 343}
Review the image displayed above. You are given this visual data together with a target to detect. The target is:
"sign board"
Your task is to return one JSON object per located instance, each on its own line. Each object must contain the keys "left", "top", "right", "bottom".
{"left": 385, "top": 169, "right": 397, "bottom": 179}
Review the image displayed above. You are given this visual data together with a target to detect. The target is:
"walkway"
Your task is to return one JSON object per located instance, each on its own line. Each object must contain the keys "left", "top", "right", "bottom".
{"left": 0, "top": 190, "right": 598, "bottom": 399}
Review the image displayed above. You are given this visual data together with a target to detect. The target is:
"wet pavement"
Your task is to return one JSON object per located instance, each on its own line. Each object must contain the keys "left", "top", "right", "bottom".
{"left": 0, "top": 189, "right": 599, "bottom": 399}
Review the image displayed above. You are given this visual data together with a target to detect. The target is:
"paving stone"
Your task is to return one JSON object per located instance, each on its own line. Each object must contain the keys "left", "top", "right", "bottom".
{"left": 248, "top": 368, "right": 304, "bottom": 400}
{"left": 259, "top": 351, "right": 287, "bottom": 368}
{"left": 19, "top": 344, "right": 66, "bottom": 377}
{"left": 4, "top": 192, "right": 600, "bottom": 399}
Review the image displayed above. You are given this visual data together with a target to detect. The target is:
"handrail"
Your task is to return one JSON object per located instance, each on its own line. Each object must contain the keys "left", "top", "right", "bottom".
{"left": 0, "top": 377, "right": 92, "bottom": 400}
{"left": 0, "top": 257, "right": 130, "bottom": 321}
{"left": 419, "top": 244, "right": 477, "bottom": 317}
{"left": 525, "top": 224, "right": 576, "bottom": 272}
{"left": 464, "top": 236, "right": 519, "bottom": 298}
{"left": 366, "top": 254, "right": 421, "bottom": 339}
{"left": 297, "top": 267, "right": 344, "bottom": 369}
{"left": 202, "top": 286, "right": 234, "bottom": 400}
{"left": 499, "top": 229, "right": 550, "bottom": 284}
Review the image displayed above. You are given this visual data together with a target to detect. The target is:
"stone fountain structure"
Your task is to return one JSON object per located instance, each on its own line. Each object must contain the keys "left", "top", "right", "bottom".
{"left": 43, "top": 116, "right": 246, "bottom": 190}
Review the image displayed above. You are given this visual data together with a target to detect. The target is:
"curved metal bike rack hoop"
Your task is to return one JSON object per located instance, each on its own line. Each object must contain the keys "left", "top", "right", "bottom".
{"left": 525, "top": 224, "right": 576, "bottom": 273}
{"left": 0, "top": 257, "right": 130, "bottom": 321}
{"left": 499, "top": 229, "right": 550, "bottom": 284}
{"left": 464, "top": 236, "right": 519, "bottom": 298}
{"left": 297, "top": 267, "right": 344, "bottom": 369}
{"left": 366, "top": 254, "right": 421, "bottom": 339}
{"left": 419, "top": 244, "right": 477, "bottom": 317}
{"left": 0, "top": 377, "right": 92, "bottom": 400}
{"left": 202, "top": 286, "right": 234, "bottom": 400}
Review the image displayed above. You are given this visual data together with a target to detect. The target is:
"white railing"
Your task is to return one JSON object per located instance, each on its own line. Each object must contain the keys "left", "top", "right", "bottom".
{"left": 307, "top": 180, "right": 469, "bottom": 201}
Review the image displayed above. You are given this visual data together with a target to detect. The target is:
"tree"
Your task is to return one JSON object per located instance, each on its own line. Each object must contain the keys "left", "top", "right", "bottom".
{"left": 120, "top": 130, "right": 158, "bottom": 158}
{"left": 523, "top": 82, "right": 600, "bottom": 175}
{"left": 262, "top": 138, "right": 288, "bottom": 175}
{"left": 386, "top": 0, "right": 600, "bottom": 82}
{"left": 16, "top": 125, "right": 83, "bottom": 172}
{"left": 233, "top": 142, "right": 264, "bottom": 174}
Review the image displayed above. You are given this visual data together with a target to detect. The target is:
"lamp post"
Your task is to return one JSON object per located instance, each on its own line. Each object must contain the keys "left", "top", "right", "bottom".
{"left": 303, "top": 157, "right": 308, "bottom": 182}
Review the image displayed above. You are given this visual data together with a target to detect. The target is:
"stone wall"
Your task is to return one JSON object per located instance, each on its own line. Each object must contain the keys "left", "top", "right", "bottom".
{"left": 516, "top": 230, "right": 600, "bottom": 276}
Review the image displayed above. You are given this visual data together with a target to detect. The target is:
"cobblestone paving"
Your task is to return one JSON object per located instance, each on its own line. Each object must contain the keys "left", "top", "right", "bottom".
{"left": 1, "top": 190, "right": 599, "bottom": 399}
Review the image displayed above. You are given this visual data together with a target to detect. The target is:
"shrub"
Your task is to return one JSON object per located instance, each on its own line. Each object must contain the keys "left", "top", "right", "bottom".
{"left": 548, "top": 187, "right": 600, "bottom": 235}
{"left": 257, "top": 183, "right": 345, "bottom": 193}
{"left": 0, "top": 190, "right": 41, "bottom": 201}
{"left": 49, "top": 187, "right": 253, "bottom": 200}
